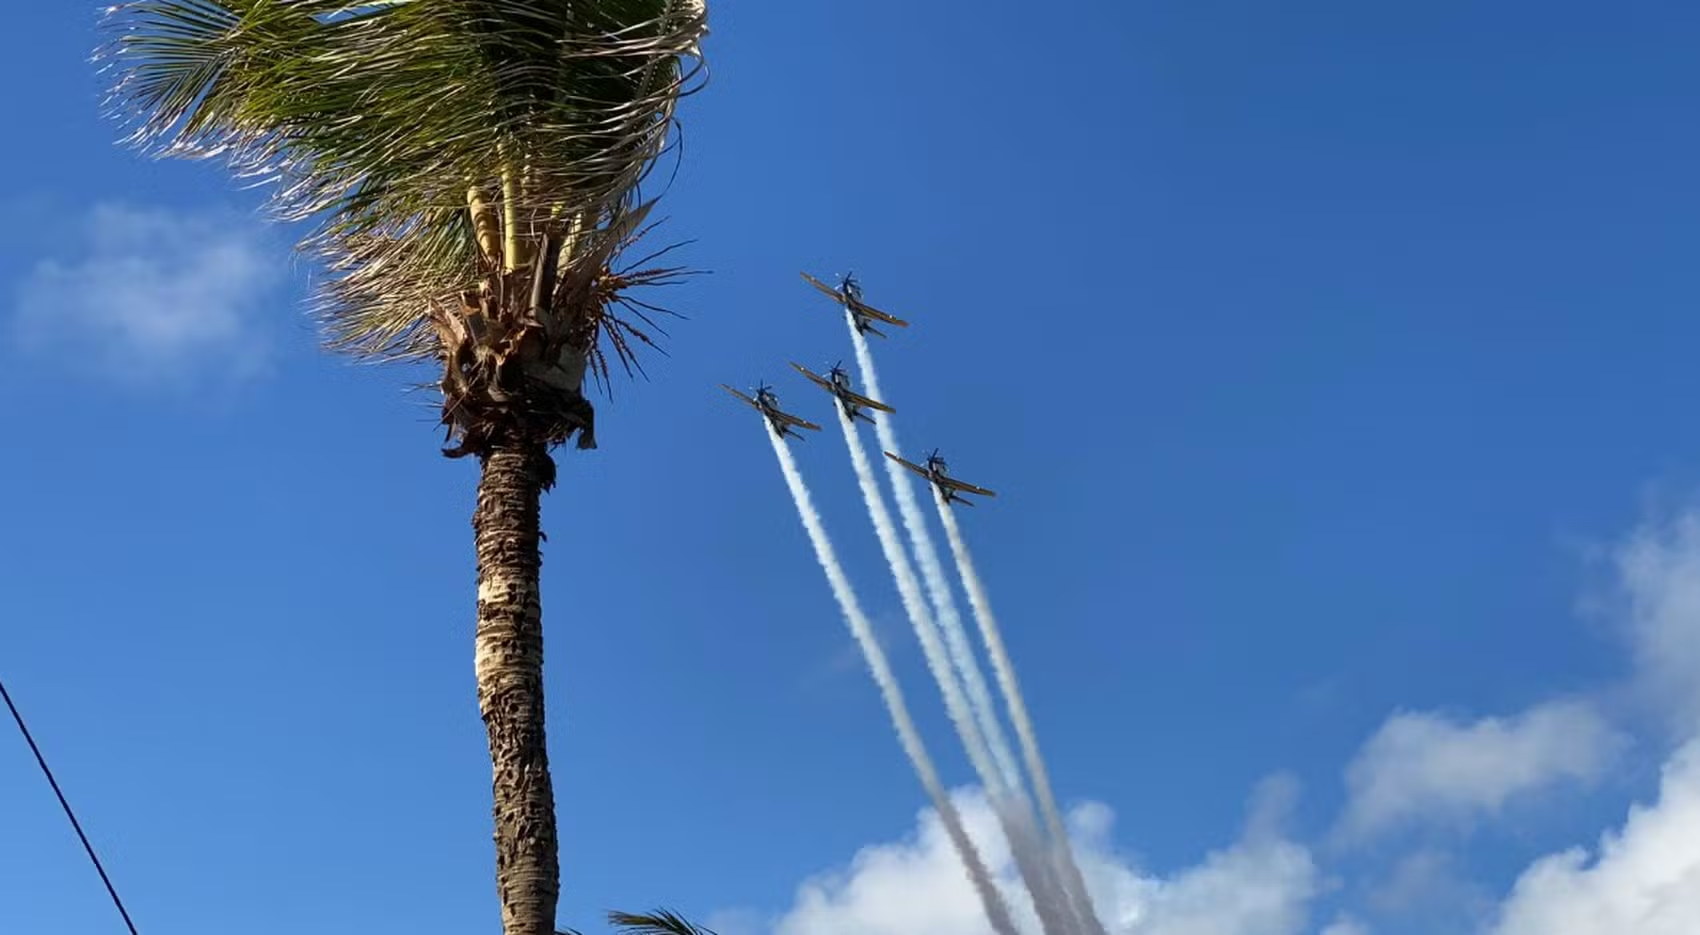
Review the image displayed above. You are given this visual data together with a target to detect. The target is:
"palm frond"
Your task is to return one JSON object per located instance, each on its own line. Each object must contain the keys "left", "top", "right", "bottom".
{"left": 583, "top": 232, "right": 703, "bottom": 397}
{"left": 608, "top": 909, "right": 719, "bottom": 935}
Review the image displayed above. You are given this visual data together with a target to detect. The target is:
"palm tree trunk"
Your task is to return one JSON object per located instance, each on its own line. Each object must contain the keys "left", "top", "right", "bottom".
{"left": 474, "top": 439, "right": 560, "bottom": 935}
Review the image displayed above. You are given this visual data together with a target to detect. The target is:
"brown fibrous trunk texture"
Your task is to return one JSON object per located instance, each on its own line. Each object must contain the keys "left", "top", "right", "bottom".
{"left": 474, "top": 440, "right": 560, "bottom": 935}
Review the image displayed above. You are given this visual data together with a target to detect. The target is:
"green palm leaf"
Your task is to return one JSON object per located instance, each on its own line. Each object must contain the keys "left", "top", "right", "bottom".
{"left": 607, "top": 909, "right": 720, "bottom": 935}
{"left": 101, "top": 0, "right": 708, "bottom": 363}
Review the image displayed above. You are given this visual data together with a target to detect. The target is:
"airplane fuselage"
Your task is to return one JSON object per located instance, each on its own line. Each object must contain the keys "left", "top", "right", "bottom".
{"left": 845, "top": 304, "right": 881, "bottom": 336}
{"left": 824, "top": 370, "right": 868, "bottom": 421}
{"left": 926, "top": 466, "right": 977, "bottom": 505}
{"left": 922, "top": 467, "right": 970, "bottom": 504}
{"left": 837, "top": 285, "right": 880, "bottom": 335}
{"left": 755, "top": 396, "right": 799, "bottom": 436}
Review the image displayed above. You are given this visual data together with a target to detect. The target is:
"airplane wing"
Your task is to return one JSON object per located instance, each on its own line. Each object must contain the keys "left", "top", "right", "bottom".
{"left": 720, "top": 384, "right": 760, "bottom": 409}
{"left": 883, "top": 451, "right": 931, "bottom": 478}
{"left": 852, "top": 300, "right": 910, "bottom": 328}
{"left": 789, "top": 362, "right": 835, "bottom": 392}
{"left": 939, "top": 476, "right": 997, "bottom": 498}
{"left": 775, "top": 410, "right": 823, "bottom": 432}
{"left": 799, "top": 272, "right": 844, "bottom": 302}
{"left": 843, "top": 388, "right": 895, "bottom": 414}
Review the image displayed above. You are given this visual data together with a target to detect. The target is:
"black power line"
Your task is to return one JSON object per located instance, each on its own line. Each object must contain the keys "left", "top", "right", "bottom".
{"left": 0, "top": 674, "right": 140, "bottom": 935}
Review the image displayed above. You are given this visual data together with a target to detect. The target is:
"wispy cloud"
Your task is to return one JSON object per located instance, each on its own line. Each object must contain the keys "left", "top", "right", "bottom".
{"left": 1612, "top": 509, "right": 1700, "bottom": 734}
{"left": 1318, "top": 915, "right": 1369, "bottom": 935}
{"left": 11, "top": 203, "right": 282, "bottom": 386}
{"left": 1335, "top": 699, "right": 1626, "bottom": 844}
{"left": 1362, "top": 847, "right": 1493, "bottom": 930}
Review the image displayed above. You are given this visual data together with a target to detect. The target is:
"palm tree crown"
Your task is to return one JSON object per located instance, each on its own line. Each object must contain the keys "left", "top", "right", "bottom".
{"left": 103, "top": 1, "right": 707, "bottom": 451}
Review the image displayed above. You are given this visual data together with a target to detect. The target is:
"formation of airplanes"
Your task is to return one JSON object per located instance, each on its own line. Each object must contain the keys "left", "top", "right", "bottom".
{"left": 721, "top": 272, "right": 997, "bottom": 507}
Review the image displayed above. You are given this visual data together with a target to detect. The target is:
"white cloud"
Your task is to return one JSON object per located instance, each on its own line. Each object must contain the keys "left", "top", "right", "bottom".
{"left": 758, "top": 784, "right": 1320, "bottom": 935}
{"left": 1612, "top": 510, "right": 1700, "bottom": 733}
{"left": 1483, "top": 509, "right": 1700, "bottom": 933}
{"left": 12, "top": 203, "right": 281, "bottom": 384}
{"left": 1490, "top": 740, "right": 1700, "bottom": 935}
{"left": 1335, "top": 699, "right": 1625, "bottom": 843}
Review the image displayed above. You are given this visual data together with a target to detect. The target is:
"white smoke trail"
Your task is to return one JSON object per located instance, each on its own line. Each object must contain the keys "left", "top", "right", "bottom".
{"left": 847, "top": 326, "right": 1021, "bottom": 789}
{"left": 835, "top": 408, "right": 997, "bottom": 785}
{"left": 762, "top": 424, "right": 1020, "bottom": 935}
{"left": 934, "top": 485, "right": 1109, "bottom": 935}
{"left": 847, "top": 324, "right": 1083, "bottom": 935}
{"left": 836, "top": 408, "right": 1077, "bottom": 935}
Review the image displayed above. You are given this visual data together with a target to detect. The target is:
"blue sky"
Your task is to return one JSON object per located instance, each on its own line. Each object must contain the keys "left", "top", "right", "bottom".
{"left": 7, "top": 2, "right": 1700, "bottom": 933}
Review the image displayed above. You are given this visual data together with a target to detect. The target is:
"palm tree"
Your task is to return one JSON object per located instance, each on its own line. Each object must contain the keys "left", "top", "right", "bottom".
{"left": 101, "top": 4, "right": 708, "bottom": 934}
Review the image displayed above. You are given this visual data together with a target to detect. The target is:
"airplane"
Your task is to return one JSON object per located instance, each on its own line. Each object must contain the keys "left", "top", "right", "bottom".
{"left": 721, "top": 382, "right": 822, "bottom": 440}
{"left": 790, "top": 360, "right": 894, "bottom": 425}
{"left": 884, "top": 449, "right": 997, "bottom": 507}
{"left": 800, "top": 271, "right": 911, "bottom": 338}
